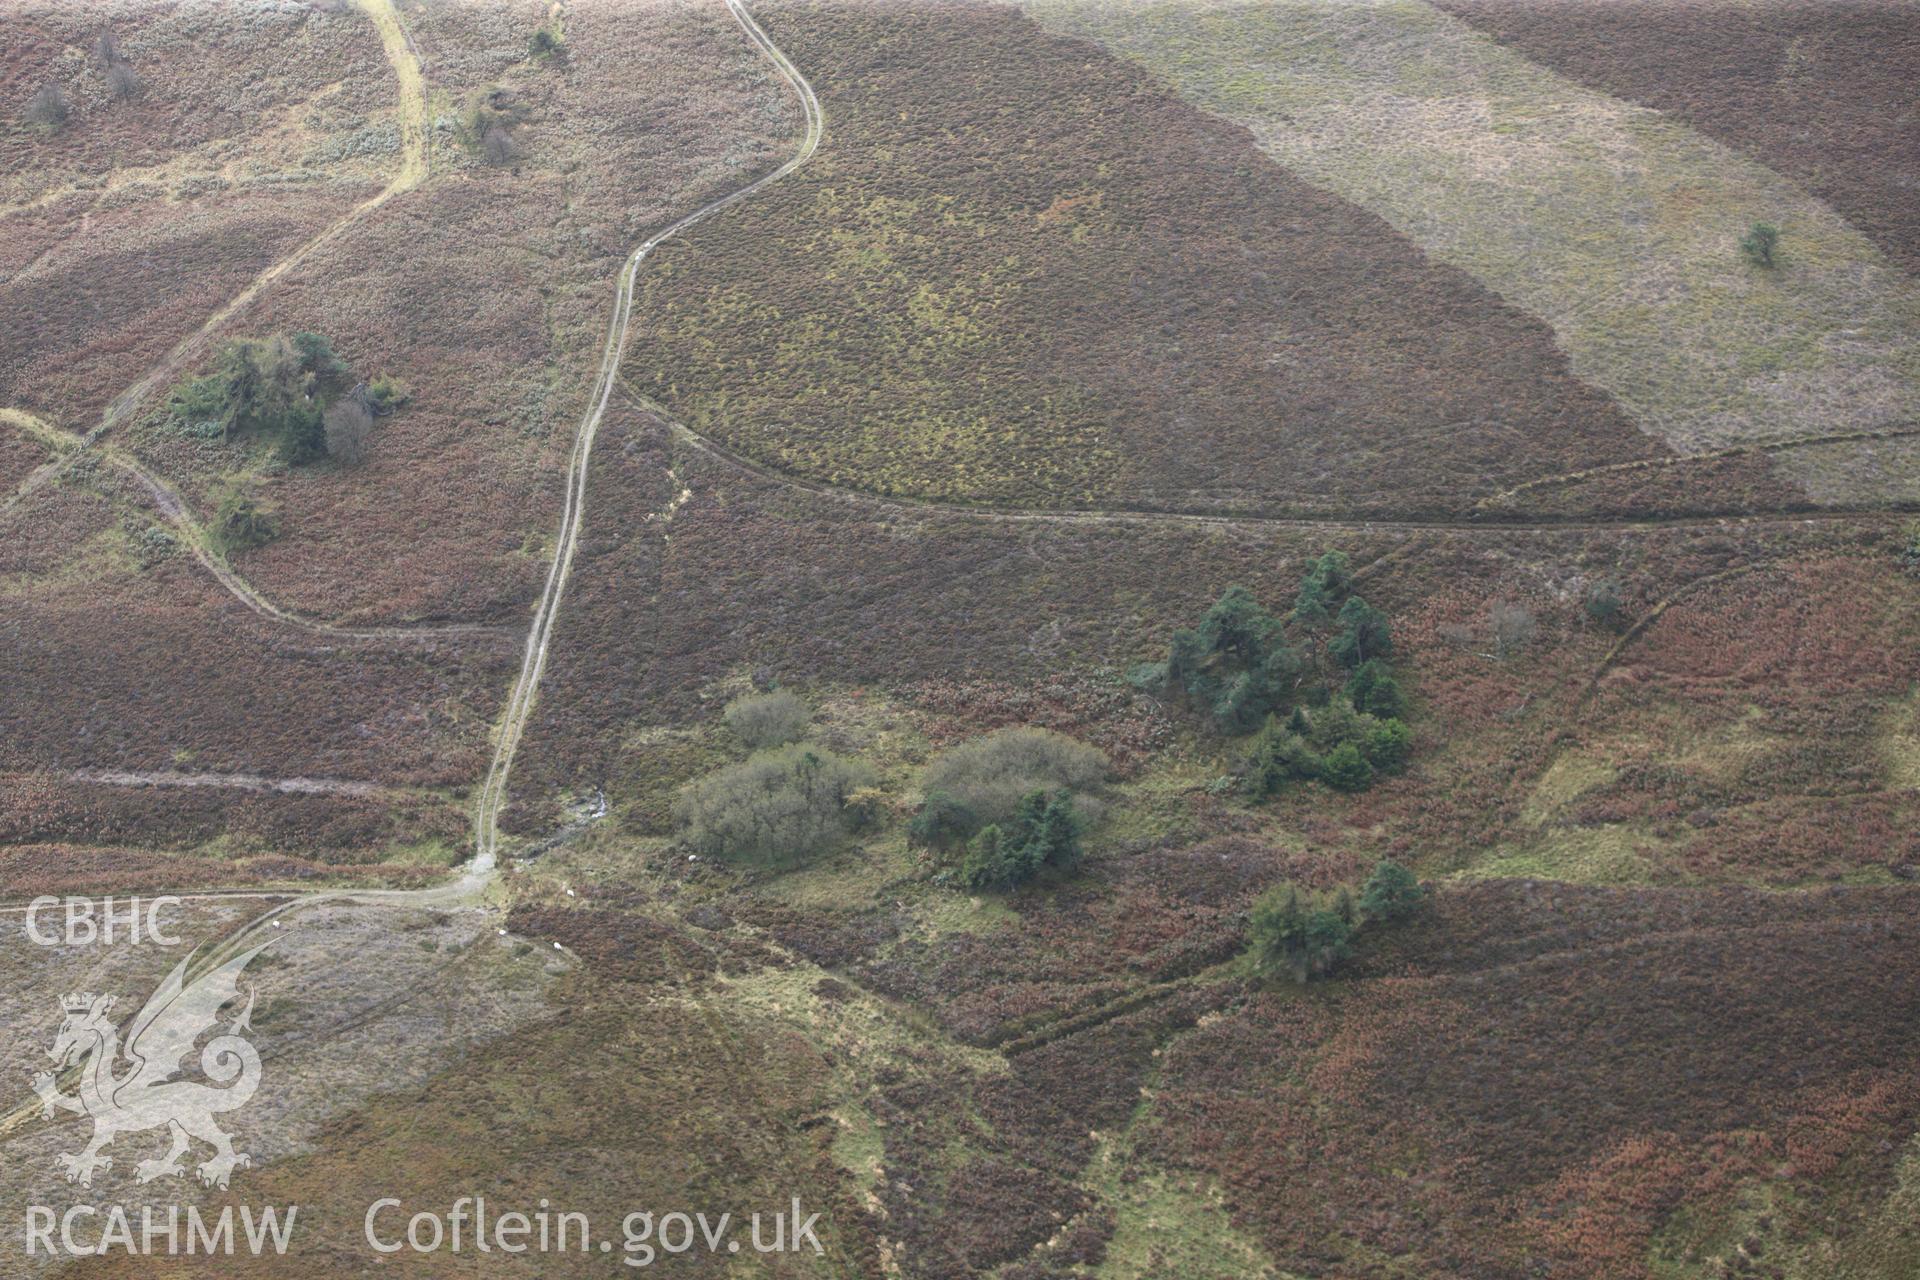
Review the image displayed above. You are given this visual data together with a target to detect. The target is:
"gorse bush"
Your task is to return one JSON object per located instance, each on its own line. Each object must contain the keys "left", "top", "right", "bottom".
{"left": 675, "top": 746, "right": 874, "bottom": 865}
{"left": 460, "top": 86, "right": 529, "bottom": 161}
{"left": 365, "top": 376, "right": 410, "bottom": 414}
{"left": 1248, "top": 882, "right": 1354, "bottom": 981}
{"left": 958, "top": 789, "right": 1083, "bottom": 890}
{"left": 1359, "top": 859, "right": 1427, "bottom": 922}
{"left": 1243, "top": 697, "right": 1411, "bottom": 797}
{"left": 212, "top": 493, "right": 279, "bottom": 554}
{"left": 529, "top": 25, "right": 565, "bottom": 61}
{"left": 1344, "top": 659, "right": 1404, "bottom": 718}
{"left": 1898, "top": 526, "right": 1920, "bottom": 579}
{"left": 722, "top": 690, "right": 811, "bottom": 749}
{"left": 1584, "top": 578, "right": 1627, "bottom": 630}
{"left": 918, "top": 727, "right": 1107, "bottom": 836}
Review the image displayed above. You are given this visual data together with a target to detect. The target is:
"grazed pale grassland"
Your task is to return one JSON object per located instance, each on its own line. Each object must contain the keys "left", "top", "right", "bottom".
{"left": 1026, "top": 0, "right": 1920, "bottom": 481}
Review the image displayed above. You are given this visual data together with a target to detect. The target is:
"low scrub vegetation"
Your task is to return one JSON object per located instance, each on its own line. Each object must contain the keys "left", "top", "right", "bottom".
{"left": 166, "top": 332, "right": 402, "bottom": 466}
{"left": 722, "top": 690, "right": 810, "bottom": 749}
{"left": 674, "top": 745, "right": 873, "bottom": 866}
{"left": 911, "top": 726, "right": 1108, "bottom": 849}
{"left": 24, "top": 83, "right": 69, "bottom": 129}
{"left": 528, "top": 24, "right": 565, "bottom": 63}
{"left": 458, "top": 86, "right": 529, "bottom": 168}
{"left": 212, "top": 491, "right": 280, "bottom": 555}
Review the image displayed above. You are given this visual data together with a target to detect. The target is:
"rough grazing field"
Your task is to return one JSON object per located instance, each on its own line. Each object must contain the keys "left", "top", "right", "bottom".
{"left": 0, "top": 0, "right": 397, "bottom": 206}
{"left": 1142, "top": 882, "right": 1920, "bottom": 1279}
{"left": 115, "top": 0, "right": 797, "bottom": 625}
{"left": 0, "top": 186, "right": 377, "bottom": 429}
{"left": 1, "top": 2, "right": 1917, "bottom": 1275}
{"left": 511, "top": 395, "right": 1917, "bottom": 897}
{"left": 1028, "top": 0, "right": 1920, "bottom": 494}
{"left": 1433, "top": 0, "right": 1920, "bottom": 274}
{"left": 625, "top": 0, "right": 1658, "bottom": 516}
{"left": 0, "top": 0, "right": 396, "bottom": 426}
{"left": 0, "top": 473, "right": 509, "bottom": 862}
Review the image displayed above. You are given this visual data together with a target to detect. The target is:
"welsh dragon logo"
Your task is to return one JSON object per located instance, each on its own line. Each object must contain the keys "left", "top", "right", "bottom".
{"left": 32, "top": 940, "right": 274, "bottom": 1190}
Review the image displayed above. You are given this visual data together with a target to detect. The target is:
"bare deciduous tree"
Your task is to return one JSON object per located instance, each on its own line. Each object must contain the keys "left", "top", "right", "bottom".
{"left": 94, "top": 31, "right": 122, "bottom": 65}
{"left": 481, "top": 124, "right": 518, "bottom": 167}
{"left": 25, "top": 83, "right": 69, "bottom": 129}
{"left": 106, "top": 62, "right": 139, "bottom": 102}
{"left": 1490, "top": 599, "right": 1537, "bottom": 659}
{"left": 323, "top": 397, "right": 374, "bottom": 466}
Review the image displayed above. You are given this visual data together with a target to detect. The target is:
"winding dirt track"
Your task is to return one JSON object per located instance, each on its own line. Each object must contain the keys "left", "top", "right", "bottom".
{"left": 627, "top": 380, "right": 1916, "bottom": 535}
{"left": 0, "top": 15, "right": 824, "bottom": 1147}
{"left": 3, "top": 0, "right": 1905, "bottom": 882}
{"left": 0, "top": 2, "right": 821, "bottom": 945}
{"left": 468, "top": 0, "right": 824, "bottom": 870}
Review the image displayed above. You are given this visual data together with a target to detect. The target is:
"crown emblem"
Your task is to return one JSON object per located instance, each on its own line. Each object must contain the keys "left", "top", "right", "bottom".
{"left": 61, "top": 992, "right": 101, "bottom": 1013}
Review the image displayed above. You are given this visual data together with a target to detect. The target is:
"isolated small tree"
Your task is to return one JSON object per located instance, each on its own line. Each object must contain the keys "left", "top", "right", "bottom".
{"left": 322, "top": 397, "right": 374, "bottom": 465}
{"left": 1489, "top": 599, "right": 1537, "bottom": 658}
{"left": 25, "top": 83, "right": 69, "bottom": 129}
{"left": 482, "top": 124, "right": 518, "bottom": 167}
{"left": 1899, "top": 526, "right": 1920, "bottom": 579}
{"left": 1584, "top": 578, "right": 1626, "bottom": 631}
{"left": 105, "top": 61, "right": 139, "bottom": 102}
{"left": 722, "top": 690, "right": 810, "bottom": 749}
{"left": 94, "top": 31, "right": 122, "bottom": 65}
{"left": 528, "top": 25, "right": 565, "bottom": 61}
{"left": 1740, "top": 221, "right": 1780, "bottom": 269}
{"left": 1359, "top": 859, "right": 1427, "bottom": 922}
